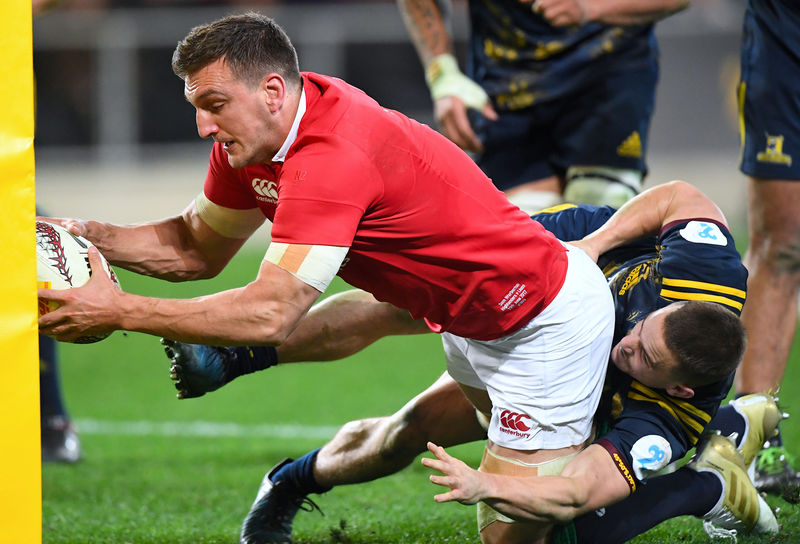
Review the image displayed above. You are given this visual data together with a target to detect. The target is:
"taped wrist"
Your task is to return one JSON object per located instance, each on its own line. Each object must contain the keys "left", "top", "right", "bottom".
{"left": 424, "top": 53, "right": 489, "bottom": 110}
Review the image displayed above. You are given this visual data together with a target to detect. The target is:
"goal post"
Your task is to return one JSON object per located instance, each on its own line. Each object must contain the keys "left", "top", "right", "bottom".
{"left": 0, "top": 0, "right": 41, "bottom": 542}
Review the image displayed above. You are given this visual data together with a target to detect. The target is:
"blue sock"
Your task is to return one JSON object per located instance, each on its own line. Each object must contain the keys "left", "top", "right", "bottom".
{"left": 230, "top": 346, "right": 279, "bottom": 375}
{"left": 708, "top": 404, "right": 747, "bottom": 447}
{"left": 272, "top": 448, "right": 332, "bottom": 495}
{"left": 39, "top": 334, "right": 68, "bottom": 420}
{"left": 571, "top": 468, "right": 720, "bottom": 544}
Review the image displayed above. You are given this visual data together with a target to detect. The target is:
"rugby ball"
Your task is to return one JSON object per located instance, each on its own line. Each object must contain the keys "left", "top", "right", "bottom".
{"left": 36, "top": 221, "right": 119, "bottom": 343}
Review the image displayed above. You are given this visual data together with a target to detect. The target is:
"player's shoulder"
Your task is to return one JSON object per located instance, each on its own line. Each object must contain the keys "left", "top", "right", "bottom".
{"left": 656, "top": 218, "right": 747, "bottom": 315}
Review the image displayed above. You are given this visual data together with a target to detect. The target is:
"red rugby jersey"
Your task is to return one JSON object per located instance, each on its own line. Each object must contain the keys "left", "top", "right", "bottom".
{"left": 203, "top": 72, "right": 567, "bottom": 340}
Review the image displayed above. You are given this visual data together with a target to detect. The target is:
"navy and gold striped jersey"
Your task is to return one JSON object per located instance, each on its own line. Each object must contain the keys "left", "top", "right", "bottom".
{"left": 467, "top": 0, "right": 658, "bottom": 110}
{"left": 531, "top": 204, "right": 748, "bottom": 487}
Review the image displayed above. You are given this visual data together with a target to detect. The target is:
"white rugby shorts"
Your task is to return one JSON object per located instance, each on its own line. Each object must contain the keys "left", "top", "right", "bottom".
{"left": 442, "top": 242, "right": 614, "bottom": 450}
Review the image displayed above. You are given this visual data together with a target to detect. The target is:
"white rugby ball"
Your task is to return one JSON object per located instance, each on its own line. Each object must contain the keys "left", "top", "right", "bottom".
{"left": 36, "top": 221, "right": 120, "bottom": 343}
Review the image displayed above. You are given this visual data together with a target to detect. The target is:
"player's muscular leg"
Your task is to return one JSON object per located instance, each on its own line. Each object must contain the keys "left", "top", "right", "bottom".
{"left": 563, "top": 166, "right": 643, "bottom": 208}
{"left": 478, "top": 439, "right": 585, "bottom": 544}
{"left": 278, "top": 289, "right": 428, "bottom": 363}
{"left": 313, "top": 372, "right": 486, "bottom": 487}
{"left": 737, "top": 179, "right": 800, "bottom": 394}
{"left": 481, "top": 520, "right": 550, "bottom": 544}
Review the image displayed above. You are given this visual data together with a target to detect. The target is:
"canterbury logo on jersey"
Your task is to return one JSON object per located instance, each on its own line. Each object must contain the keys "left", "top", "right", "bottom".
{"left": 251, "top": 178, "right": 278, "bottom": 203}
{"left": 660, "top": 277, "right": 746, "bottom": 312}
{"left": 627, "top": 381, "right": 712, "bottom": 445}
{"left": 498, "top": 409, "right": 532, "bottom": 438}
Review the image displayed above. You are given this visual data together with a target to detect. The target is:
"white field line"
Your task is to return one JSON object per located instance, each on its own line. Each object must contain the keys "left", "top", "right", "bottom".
{"left": 75, "top": 419, "right": 339, "bottom": 440}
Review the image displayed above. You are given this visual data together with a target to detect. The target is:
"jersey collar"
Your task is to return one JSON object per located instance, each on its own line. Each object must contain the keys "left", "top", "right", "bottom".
{"left": 272, "top": 86, "right": 307, "bottom": 163}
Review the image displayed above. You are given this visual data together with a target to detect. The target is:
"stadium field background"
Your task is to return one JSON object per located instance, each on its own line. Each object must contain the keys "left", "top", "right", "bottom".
{"left": 35, "top": 2, "right": 799, "bottom": 540}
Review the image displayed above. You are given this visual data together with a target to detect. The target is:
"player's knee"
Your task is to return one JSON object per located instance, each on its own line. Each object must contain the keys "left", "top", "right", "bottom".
{"left": 506, "top": 189, "right": 564, "bottom": 215}
{"left": 564, "top": 166, "right": 643, "bottom": 208}
{"left": 379, "top": 403, "right": 437, "bottom": 461}
{"left": 751, "top": 233, "right": 800, "bottom": 276}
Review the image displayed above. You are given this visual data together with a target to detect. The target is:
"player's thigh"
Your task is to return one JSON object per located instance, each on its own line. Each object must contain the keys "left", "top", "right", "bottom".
{"left": 551, "top": 66, "right": 657, "bottom": 174}
{"left": 480, "top": 519, "right": 550, "bottom": 544}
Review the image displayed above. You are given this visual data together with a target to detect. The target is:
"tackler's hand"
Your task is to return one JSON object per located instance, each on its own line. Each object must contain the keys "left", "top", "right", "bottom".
{"left": 422, "top": 442, "right": 486, "bottom": 505}
{"left": 425, "top": 54, "right": 498, "bottom": 153}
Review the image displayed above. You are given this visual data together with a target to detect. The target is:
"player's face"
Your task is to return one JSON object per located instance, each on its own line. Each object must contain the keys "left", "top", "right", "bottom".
{"left": 611, "top": 306, "right": 681, "bottom": 389}
{"left": 185, "top": 59, "right": 280, "bottom": 168}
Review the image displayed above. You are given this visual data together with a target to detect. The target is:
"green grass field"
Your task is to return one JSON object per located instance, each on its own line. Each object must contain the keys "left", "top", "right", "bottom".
{"left": 45, "top": 248, "right": 800, "bottom": 543}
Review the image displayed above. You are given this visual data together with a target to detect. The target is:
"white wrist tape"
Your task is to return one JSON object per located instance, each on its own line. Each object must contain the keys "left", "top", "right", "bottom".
{"left": 425, "top": 53, "right": 490, "bottom": 111}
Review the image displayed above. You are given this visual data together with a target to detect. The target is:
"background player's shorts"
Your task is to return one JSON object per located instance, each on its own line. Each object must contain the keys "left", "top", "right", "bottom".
{"left": 738, "top": 4, "right": 800, "bottom": 181}
{"left": 442, "top": 243, "right": 614, "bottom": 451}
{"left": 472, "top": 67, "right": 656, "bottom": 190}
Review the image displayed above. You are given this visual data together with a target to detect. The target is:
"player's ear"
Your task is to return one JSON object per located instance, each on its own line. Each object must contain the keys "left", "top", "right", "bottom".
{"left": 261, "top": 73, "right": 286, "bottom": 112}
{"left": 666, "top": 383, "right": 694, "bottom": 399}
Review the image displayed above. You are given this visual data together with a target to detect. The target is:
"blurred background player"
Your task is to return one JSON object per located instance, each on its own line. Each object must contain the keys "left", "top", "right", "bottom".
{"left": 397, "top": 0, "right": 689, "bottom": 212}
{"left": 734, "top": 0, "right": 800, "bottom": 494}
{"left": 37, "top": 207, "right": 81, "bottom": 464}
{"left": 33, "top": 0, "right": 82, "bottom": 465}
{"left": 39, "top": 333, "right": 81, "bottom": 463}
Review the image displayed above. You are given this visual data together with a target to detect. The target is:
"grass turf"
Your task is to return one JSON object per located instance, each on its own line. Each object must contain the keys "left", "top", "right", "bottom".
{"left": 45, "top": 249, "right": 800, "bottom": 543}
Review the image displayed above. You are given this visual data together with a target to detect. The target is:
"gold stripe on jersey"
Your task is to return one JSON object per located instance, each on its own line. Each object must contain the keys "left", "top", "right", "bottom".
{"left": 631, "top": 382, "right": 714, "bottom": 425}
{"left": 627, "top": 381, "right": 711, "bottom": 444}
{"left": 662, "top": 278, "right": 746, "bottom": 299}
{"left": 660, "top": 289, "right": 743, "bottom": 311}
{"left": 533, "top": 203, "right": 578, "bottom": 215}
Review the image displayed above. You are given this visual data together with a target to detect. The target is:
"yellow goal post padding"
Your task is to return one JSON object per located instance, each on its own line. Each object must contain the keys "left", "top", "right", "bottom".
{"left": 0, "top": 0, "right": 41, "bottom": 542}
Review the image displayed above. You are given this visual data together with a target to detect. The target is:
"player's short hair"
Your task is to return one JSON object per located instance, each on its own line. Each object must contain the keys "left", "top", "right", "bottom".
{"left": 663, "top": 301, "right": 746, "bottom": 387}
{"left": 172, "top": 12, "right": 301, "bottom": 90}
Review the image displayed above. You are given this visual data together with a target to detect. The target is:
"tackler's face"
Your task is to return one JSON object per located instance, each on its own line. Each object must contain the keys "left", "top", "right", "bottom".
{"left": 611, "top": 305, "right": 682, "bottom": 390}
{"left": 185, "top": 58, "right": 280, "bottom": 168}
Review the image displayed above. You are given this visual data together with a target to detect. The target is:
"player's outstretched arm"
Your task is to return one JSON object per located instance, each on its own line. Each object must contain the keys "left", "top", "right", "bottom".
{"left": 38, "top": 198, "right": 261, "bottom": 282}
{"left": 40, "top": 254, "right": 322, "bottom": 346}
{"left": 573, "top": 180, "right": 726, "bottom": 260}
{"left": 423, "top": 442, "right": 631, "bottom": 524}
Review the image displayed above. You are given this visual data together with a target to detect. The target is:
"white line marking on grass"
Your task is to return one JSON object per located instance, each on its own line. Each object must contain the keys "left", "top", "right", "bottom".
{"left": 75, "top": 419, "right": 339, "bottom": 440}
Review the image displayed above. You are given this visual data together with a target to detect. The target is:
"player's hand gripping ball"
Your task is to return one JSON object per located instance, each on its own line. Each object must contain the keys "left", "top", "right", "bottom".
{"left": 36, "top": 221, "right": 120, "bottom": 343}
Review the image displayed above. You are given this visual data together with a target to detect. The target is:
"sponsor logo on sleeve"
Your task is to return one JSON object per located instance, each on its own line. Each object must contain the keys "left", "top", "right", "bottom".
{"left": 630, "top": 435, "right": 672, "bottom": 481}
{"left": 612, "top": 451, "right": 637, "bottom": 492}
{"left": 679, "top": 221, "right": 727, "bottom": 246}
